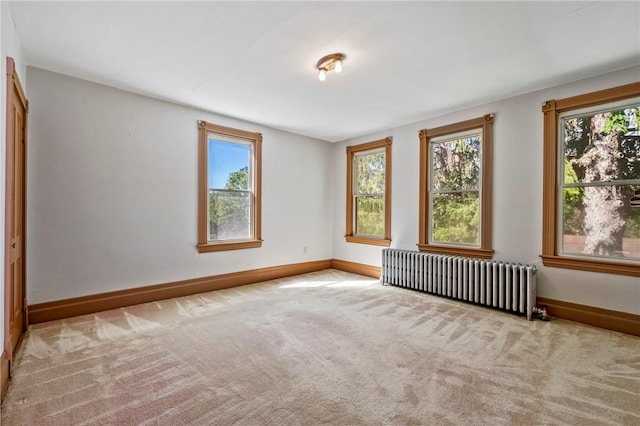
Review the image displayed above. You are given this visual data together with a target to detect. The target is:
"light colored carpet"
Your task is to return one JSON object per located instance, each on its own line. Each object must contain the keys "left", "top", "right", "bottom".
{"left": 1, "top": 269, "right": 639, "bottom": 425}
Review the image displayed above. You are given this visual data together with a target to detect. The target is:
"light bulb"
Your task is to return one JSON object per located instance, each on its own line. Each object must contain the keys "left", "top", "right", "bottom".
{"left": 318, "top": 69, "right": 326, "bottom": 81}
{"left": 334, "top": 59, "right": 343, "bottom": 73}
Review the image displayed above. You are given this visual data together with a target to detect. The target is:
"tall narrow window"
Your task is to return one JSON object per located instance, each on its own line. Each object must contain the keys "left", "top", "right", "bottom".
{"left": 418, "top": 114, "right": 494, "bottom": 259}
{"left": 197, "top": 121, "right": 262, "bottom": 252}
{"left": 346, "top": 137, "right": 392, "bottom": 246}
{"left": 542, "top": 83, "right": 640, "bottom": 276}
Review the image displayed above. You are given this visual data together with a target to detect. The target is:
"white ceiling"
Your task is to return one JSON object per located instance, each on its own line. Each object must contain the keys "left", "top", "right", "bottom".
{"left": 9, "top": 1, "right": 640, "bottom": 142}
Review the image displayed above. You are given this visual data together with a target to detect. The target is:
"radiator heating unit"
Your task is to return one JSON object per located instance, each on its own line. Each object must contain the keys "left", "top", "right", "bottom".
{"left": 381, "top": 249, "right": 537, "bottom": 320}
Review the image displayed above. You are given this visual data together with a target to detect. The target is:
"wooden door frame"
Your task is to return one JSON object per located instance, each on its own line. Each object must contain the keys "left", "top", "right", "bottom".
{"left": 3, "top": 56, "right": 28, "bottom": 366}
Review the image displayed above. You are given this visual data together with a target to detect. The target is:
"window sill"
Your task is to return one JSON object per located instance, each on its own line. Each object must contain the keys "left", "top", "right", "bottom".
{"left": 540, "top": 255, "right": 640, "bottom": 277}
{"left": 416, "top": 243, "right": 493, "bottom": 259}
{"left": 197, "top": 240, "right": 263, "bottom": 253}
{"left": 345, "top": 235, "right": 391, "bottom": 247}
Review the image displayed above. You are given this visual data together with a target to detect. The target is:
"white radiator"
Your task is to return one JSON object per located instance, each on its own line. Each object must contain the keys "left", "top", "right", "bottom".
{"left": 381, "top": 249, "right": 537, "bottom": 320}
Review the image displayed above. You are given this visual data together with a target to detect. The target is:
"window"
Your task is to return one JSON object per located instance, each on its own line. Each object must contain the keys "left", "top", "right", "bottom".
{"left": 345, "top": 137, "right": 392, "bottom": 246}
{"left": 197, "top": 121, "right": 262, "bottom": 252}
{"left": 418, "top": 114, "right": 494, "bottom": 259}
{"left": 542, "top": 83, "right": 640, "bottom": 276}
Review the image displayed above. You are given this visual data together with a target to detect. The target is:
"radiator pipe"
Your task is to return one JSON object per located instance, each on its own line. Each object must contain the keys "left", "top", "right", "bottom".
{"left": 533, "top": 305, "right": 550, "bottom": 321}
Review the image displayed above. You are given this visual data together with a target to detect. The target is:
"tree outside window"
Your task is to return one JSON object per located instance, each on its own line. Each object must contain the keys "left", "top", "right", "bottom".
{"left": 354, "top": 150, "right": 385, "bottom": 237}
{"left": 418, "top": 114, "right": 494, "bottom": 259}
{"left": 346, "top": 137, "right": 392, "bottom": 246}
{"left": 560, "top": 105, "right": 640, "bottom": 261}
{"left": 541, "top": 82, "right": 640, "bottom": 276}
{"left": 197, "top": 121, "right": 262, "bottom": 253}
{"left": 430, "top": 134, "right": 481, "bottom": 245}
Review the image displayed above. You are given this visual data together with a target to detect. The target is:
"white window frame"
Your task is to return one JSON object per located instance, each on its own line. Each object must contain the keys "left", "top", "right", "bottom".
{"left": 428, "top": 129, "right": 483, "bottom": 247}
{"left": 207, "top": 137, "right": 254, "bottom": 243}
{"left": 353, "top": 148, "right": 386, "bottom": 238}
{"left": 556, "top": 98, "right": 640, "bottom": 263}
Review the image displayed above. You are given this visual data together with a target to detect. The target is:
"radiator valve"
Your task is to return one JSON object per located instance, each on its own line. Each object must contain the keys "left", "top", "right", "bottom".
{"left": 533, "top": 305, "right": 550, "bottom": 322}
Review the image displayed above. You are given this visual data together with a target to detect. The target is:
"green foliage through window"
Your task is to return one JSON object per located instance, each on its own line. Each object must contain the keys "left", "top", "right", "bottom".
{"left": 432, "top": 192, "right": 479, "bottom": 244}
{"left": 561, "top": 105, "right": 640, "bottom": 259}
{"left": 208, "top": 139, "right": 252, "bottom": 241}
{"left": 432, "top": 137, "right": 480, "bottom": 191}
{"left": 430, "top": 135, "right": 481, "bottom": 246}
{"left": 354, "top": 151, "right": 385, "bottom": 237}
{"left": 356, "top": 196, "right": 384, "bottom": 237}
{"left": 226, "top": 166, "right": 249, "bottom": 190}
{"left": 209, "top": 188, "right": 250, "bottom": 240}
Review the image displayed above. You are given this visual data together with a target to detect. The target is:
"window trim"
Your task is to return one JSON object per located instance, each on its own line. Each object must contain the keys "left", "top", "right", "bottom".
{"left": 197, "top": 121, "right": 262, "bottom": 253}
{"left": 418, "top": 114, "right": 494, "bottom": 259}
{"left": 345, "top": 137, "right": 392, "bottom": 246}
{"left": 541, "top": 82, "right": 640, "bottom": 277}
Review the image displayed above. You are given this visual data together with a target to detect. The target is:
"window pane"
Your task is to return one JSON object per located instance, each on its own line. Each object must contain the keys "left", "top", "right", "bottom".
{"left": 355, "top": 195, "right": 384, "bottom": 237}
{"left": 209, "top": 190, "right": 251, "bottom": 241}
{"left": 355, "top": 152, "right": 385, "bottom": 195}
{"left": 562, "top": 185, "right": 640, "bottom": 260}
{"left": 562, "top": 105, "right": 640, "bottom": 184}
{"left": 432, "top": 136, "right": 481, "bottom": 191}
{"left": 209, "top": 139, "right": 251, "bottom": 190}
{"left": 561, "top": 104, "right": 640, "bottom": 262}
{"left": 431, "top": 192, "right": 479, "bottom": 245}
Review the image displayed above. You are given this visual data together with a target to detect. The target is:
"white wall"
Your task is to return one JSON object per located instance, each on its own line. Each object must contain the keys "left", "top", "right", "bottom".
{"left": 1, "top": 1, "right": 26, "bottom": 347}
{"left": 332, "top": 66, "right": 640, "bottom": 315}
{"left": 25, "top": 67, "right": 333, "bottom": 304}
{"left": 21, "top": 59, "right": 640, "bottom": 315}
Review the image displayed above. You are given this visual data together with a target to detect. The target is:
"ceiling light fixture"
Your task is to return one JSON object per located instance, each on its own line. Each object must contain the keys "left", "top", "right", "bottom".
{"left": 316, "top": 53, "right": 345, "bottom": 81}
